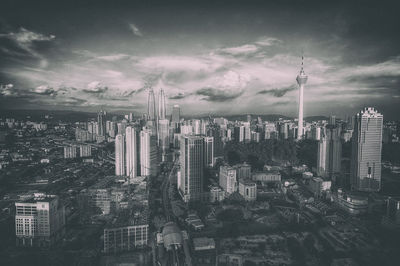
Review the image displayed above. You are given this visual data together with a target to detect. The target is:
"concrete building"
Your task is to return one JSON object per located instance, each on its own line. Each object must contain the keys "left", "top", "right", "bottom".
{"left": 97, "top": 110, "right": 106, "bottom": 136}
{"left": 125, "top": 126, "right": 137, "bottom": 178}
{"left": 204, "top": 136, "right": 214, "bottom": 167}
{"left": 351, "top": 107, "right": 383, "bottom": 192}
{"left": 238, "top": 179, "right": 257, "bottom": 201}
{"left": 219, "top": 165, "right": 237, "bottom": 194}
{"left": 103, "top": 224, "right": 149, "bottom": 253}
{"left": 178, "top": 135, "right": 205, "bottom": 202}
{"left": 15, "top": 193, "right": 65, "bottom": 247}
{"left": 115, "top": 134, "right": 125, "bottom": 176}
{"left": 332, "top": 190, "right": 368, "bottom": 215}
{"left": 79, "top": 144, "right": 92, "bottom": 157}
{"left": 382, "top": 197, "right": 400, "bottom": 229}
{"left": 158, "top": 119, "right": 170, "bottom": 152}
{"left": 171, "top": 104, "right": 181, "bottom": 123}
{"left": 140, "top": 129, "right": 158, "bottom": 177}
{"left": 64, "top": 145, "right": 77, "bottom": 159}
{"left": 307, "top": 177, "right": 331, "bottom": 197}
{"left": 317, "top": 124, "right": 342, "bottom": 179}
{"left": 235, "top": 163, "right": 251, "bottom": 180}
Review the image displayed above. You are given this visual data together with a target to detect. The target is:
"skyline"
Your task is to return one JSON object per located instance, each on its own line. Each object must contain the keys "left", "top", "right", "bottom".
{"left": 0, "top": 1, "right": 400, "bottom": 119}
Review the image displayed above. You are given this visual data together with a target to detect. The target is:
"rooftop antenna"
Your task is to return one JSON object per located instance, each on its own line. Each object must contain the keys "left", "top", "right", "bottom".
{"left": 301, "top": 49, "right": 304, "bottom": 72}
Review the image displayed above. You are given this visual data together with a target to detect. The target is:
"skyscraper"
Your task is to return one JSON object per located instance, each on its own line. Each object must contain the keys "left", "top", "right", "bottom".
{"left": 171, "top": 104, "right": 180, "bottom": 123}
{"left": 317, "top": 124, "right": 342, "bottom": 179}
{"left": 204, "top": 136, "right": 214, "bottom": 167}
{"left": 97, "top": 110, "right": 106, "bottom": 136}
{"left": 350, "top": 107, "right": 383, "bottom": 192}
{"left": 147, "top": 88, "right": 156, "bottom": 121}
{"left": 158, "top": 119, "right": 170, "bottom": 152}
{"left": 158, "top": 88, "right": 166, "bottom": 120}
{"left": 178, "top": 135, "right": 205, "bottom": 202}
{"left": 125, "top": 126, "right": 137, "bottom": 178}
{"left": 296, "top": 57, "right": 308, "bottom": 140}
{"left": 115, "top": 134, "right": 125, "bottom": 176}
{"left": 140, "top": 129, "right": 158, "bottom": 177}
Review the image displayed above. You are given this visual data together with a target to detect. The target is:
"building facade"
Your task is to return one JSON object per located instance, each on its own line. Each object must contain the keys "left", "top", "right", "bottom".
{"left": 15, "top": 194, "right": 65, "bottom": 247}
{"left": 350, "top": 107, "right": 383, "bottom": 192}
{"left": 179, "top": 135, "right": 205, "bottom": 202}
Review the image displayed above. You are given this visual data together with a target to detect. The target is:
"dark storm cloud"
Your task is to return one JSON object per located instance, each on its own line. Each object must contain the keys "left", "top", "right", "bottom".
{"left": 346, "top": 75, "right": 400, "bottom": 91}
{"left": 0, "top": 0, "right": 400, "bottom": 117}
{"left": 271, "top": 101, "right": 293, "bottom": 106}
{"left": 258, "top": 85, "right": 296, "bottom": 97}
{"left": 169, "top": 93, "right": 187, "bottom": 100}
{"left": 196, "top": 87, "right": 243, "bottom": 102}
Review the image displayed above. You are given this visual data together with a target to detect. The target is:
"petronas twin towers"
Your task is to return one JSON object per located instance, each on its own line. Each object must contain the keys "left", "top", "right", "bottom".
{"left": 147, "top": 88, "right": 166, "bottom": 122}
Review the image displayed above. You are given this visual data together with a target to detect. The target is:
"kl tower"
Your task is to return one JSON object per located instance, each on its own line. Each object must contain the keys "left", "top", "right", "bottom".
{"left": 296, "top": 55, "right": 308, "bottom": 140}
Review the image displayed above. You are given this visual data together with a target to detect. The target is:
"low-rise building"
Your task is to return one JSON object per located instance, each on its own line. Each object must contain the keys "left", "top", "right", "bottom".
{"left": 15, "top": 193, "right": 65, "bottom": 247}
{"left": 238, "top": 179, "right": 257, "bottom": 201}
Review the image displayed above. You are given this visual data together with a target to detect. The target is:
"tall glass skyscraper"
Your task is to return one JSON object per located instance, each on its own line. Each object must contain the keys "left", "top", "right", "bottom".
{"left": 178, "top": 135, "right": 204, "bottom": 202}
{"left": 350, "top": 107, "right": 383, "bottom": 192}
{"left": 97, "top": 110, "right": 106, "bottom": 136}
{"left": 317, "top": 124, "right": 342, "bottom": 180}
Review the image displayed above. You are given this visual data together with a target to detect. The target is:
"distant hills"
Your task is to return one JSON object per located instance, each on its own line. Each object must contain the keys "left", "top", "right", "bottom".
{"left": 0, "top": 109, "right": 329, "bottom": 122}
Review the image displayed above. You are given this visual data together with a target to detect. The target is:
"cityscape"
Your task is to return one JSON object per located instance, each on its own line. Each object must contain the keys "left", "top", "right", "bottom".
{"left": 1, "top": 1, "right": 400, "bottom": 266}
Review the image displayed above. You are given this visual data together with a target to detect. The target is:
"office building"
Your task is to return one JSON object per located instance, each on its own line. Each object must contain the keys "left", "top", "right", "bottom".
{"left": 317, "top": 124, "right": 342, "bottom": 179}
{"left": 350, "top": 107, "right": 383, "bottom": 192}
{"left": 64, "top": 145, "right": 77, "bottom": 159}
{"left": 204, "top": 136, "right": 214, "bottom": 167}
{"left": 296, "top": 57, "right": 308, "bottom": 139}
{"left": 115, "top": 134, "right": 125, "bottom": 176}
{"left": 158, "top": 119, "right": 170, "bottom": 152}
{"left": 79, "top": 144, "right": 92, "bottom": 157}
{"left": 140, "top": 130, "right": 158, "bottom": 177}
{"left": 382, "top": 197, "right": 400, "bottom": 229}
{"left": 158, "top": 88, "right": 166, "bottom": 120}
{"left": 243, "top": 122, "right": 251, "bottom": 142}
{"left": 178, "top": 135, "right": 205, "bottom": 202}
{"left": 235, "top": 163, "right": 251, "bottom": 180}
{"left": 97, "top": 110, "right": 106, "bottom": 136}
{"left": 238, "top": 179, "right": 257, "bottom": 201}
{"left": 171, "top": 104, "right": 180, "bottom": 123}
{"left": 219, "top": 165, "right": 237, "bottom": 194}
{"left": 15, "top": 193, "right": 65, "bottom": 247}
{"left": 126, "top": 126, "right": 137, "bottom": 178}
{"left": 104, "top": 225, "right": 148, "bottom": 253}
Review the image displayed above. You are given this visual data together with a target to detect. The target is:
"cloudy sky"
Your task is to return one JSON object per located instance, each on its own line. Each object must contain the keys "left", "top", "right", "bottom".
{"left": 0, "top": 0, "right": 399, "bottom": 119}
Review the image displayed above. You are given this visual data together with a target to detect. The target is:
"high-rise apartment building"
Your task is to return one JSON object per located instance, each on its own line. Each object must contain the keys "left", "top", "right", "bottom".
{"left": 64, "top": 145, "right": 77, "bottom": 159}
{"left": 125, "top": 126, "right": 137, "bottom": 178}
{"left": 178, "top": 135, "right": 205, "bottom": 202}
{"left": 350, "top": 107, "right": 383, "bottom": 192}
{"left": 79, "top": 144, "right": 92, "bottom": 157}
{"left": 115, "top": 134, "right": 125, "bottom": 176}
{"left": 140, "top": 130, "right": 158, "bottom": 177}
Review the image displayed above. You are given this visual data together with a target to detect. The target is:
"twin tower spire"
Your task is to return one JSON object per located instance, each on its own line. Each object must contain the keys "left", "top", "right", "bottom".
{"left": 147, "top": 87, "right": 166, "bottom": 121}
